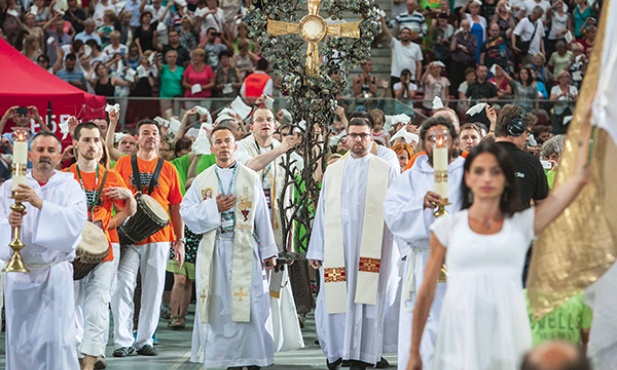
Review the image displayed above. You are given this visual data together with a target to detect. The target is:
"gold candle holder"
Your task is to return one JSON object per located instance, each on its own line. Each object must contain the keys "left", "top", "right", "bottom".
{"left": 434, "top": 198, "right": 450, "bottom": 282}
{"left": 3, "top": 192, "right": 29, "bottom": 273}
{"left": 4, "top": 127, "right": 30, "bottom": 273}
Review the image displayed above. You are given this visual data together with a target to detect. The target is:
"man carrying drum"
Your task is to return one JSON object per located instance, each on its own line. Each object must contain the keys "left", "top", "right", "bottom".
{"left": 65, "top": 122, "right": 137, "bottom": 370}
{"left": 0, "top": 132, "right": 87, "bottom": 370}
{"left": 112, "top": 119, "right": 185, "bottom": 357}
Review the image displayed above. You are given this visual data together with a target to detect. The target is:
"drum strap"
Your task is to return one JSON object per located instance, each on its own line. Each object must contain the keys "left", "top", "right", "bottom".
{"left": 131, "top": 155, "right": 164, "bottom": 195}
{"left": 75, "top": 165, "right": 109, "bottom": 221}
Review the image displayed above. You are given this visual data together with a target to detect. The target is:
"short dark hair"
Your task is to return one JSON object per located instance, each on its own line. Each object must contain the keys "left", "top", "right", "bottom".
{"left": 211, "top": 124, "right": 236, "bottom": 138}
{"left": 461, "top": 141, "right": 524, "bottom": 215}
{"left": 65, "top": 53, "right": 77, "bottom": 61}
{"left": 74, "top": 121, "right": 102, "bottom": 141}
{"left": 495, "top": 104, "right": 524, "bottom": 137}
{"left": 218, "top": 50, "right": 232, "bottom": 59}
{"left": 349, "top": 111, "right": 374, "bottom": 128}
{"left": 348, "top": 117, "right": 372, "bottom": 130}
{"left": 174, "top": 137, "right": 192, "bottom": 157}
{"left": 256, "top": 58, "right": 269, "bottom": 71}
{"left": 419, "top": 115, "right": 458, "bottom": 143}
{"left": 37, "top": 54, "right": 50, "bottom": 64}
{"left": 137, "top": 119, "right": 160, "bottom": 133}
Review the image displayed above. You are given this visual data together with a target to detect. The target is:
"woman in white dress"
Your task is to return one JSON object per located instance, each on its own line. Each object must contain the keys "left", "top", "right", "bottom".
{"left": 406, "top": 138, "right": 590, "bottom": 370}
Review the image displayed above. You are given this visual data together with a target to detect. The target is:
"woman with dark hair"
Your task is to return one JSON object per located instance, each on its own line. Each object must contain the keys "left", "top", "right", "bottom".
{"left": 86, "top": 61, "right": 131, "bottom": 97}
{"left": 134, "top": 11, "right": 157, "bottom": 52}
{"left": 497, "top": 64, "right": 538, "bottom": 114}
{"left": 406, "top": 138, "right": 590, "bottom": 370}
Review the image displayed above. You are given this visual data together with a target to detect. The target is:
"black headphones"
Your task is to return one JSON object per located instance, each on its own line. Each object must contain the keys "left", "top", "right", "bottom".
{"left": 506, "top": 113, "right": 527, "bottom": 137}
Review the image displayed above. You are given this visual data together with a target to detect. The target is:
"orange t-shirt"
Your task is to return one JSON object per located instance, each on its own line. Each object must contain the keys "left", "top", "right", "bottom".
{"left": 114, "top": 155, "right": 183, "bottom": 244}
{"left": 403, "top": 150, "right": 469, "bottom": 171}
{"left": 65, "top": 165, "right": 129, "bottom": 261}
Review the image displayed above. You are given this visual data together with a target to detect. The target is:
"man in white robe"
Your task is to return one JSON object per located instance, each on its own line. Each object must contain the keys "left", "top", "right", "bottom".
{"left": 307, "top": 117, "right": 398, "bottom": 370}
{"left": 181, "top": 126, "right": 278, "bottom": 370}
{"left": 0, "top": 132, "right": 87, "bottom": 370}
{"left": 235, "top": 106, "right": 305, "bottom": 352}
{"left": 383, "top": 116, "right": 465, "bottom": 370}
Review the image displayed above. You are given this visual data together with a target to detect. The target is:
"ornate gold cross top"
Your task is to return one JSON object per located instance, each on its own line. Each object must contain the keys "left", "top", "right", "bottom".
{"left": 267, "top": 0, "right": 362, "bottom": 75}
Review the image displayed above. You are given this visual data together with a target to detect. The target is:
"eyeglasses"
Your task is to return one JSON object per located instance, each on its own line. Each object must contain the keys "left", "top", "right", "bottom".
{"left": 348, "top": 133, "right": 371, "bottom": 140}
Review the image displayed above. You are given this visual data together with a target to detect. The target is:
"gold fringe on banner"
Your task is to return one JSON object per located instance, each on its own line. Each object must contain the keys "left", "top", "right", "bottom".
{"left": 526, "top": 0, "right": 617, "bottom": 320}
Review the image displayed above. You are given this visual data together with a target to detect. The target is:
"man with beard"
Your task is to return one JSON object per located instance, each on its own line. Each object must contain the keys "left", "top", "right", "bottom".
{"left": 0, "top": 132, "right": 87, "bottom": 370}
{"left": 384, "top": 116, "right": 465, "bottom": 370}
{"left": 182, "top": 125, "right": 278, "bottom": 369}
{"left": 65, "top": 122, "right": 136, "bottom": 370}
{"left": 112, "top": 119, "right": 185, "bottom": 357}
{"left": 307, "top": 117, "right": 398, "bottom": 370}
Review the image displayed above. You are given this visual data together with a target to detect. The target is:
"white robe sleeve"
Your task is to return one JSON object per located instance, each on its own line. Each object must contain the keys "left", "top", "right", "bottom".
{"left": 252, "top": 176, "right": 278, "bottom": 260}
{"left": 383, "top": 170, "right": 432, "bottom": 245}
{"left": 235, "top": 140, "right": 252, "bottom": 166}
{"left": 32, "top": 179, "right": 87, "bottom": 253}
{"left": 180, "top": 180, "right": 220, "bottom": 234}
{"left": 306, "top": 179, "right": 326, "bottom": 262}
{"left": 0, "top": 182, "right": 12, "bottom": 255}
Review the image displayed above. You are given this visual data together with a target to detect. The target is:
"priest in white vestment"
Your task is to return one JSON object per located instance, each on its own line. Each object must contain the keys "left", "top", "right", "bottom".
{"left": 383, "top": 116, "right": 465, "bottom": 370}
{"left": 307, "top": 118, "right": 398, "bottom": 370}
{"left": 181, "top": 126, "right": 279, "bottom": 370}
{"left": 0, "top": 133, "right": 87, "bottom": 370}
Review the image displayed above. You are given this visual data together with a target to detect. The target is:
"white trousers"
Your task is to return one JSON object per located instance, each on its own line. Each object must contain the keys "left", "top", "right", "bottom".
{"left": 105, "top": 243, "right": 121, "bottom": 348}
{"left": 75, "top": 259, "right": 116, "bottom": 357}
{"left": 112, "top": 242, "right": 169, "bottom": 349}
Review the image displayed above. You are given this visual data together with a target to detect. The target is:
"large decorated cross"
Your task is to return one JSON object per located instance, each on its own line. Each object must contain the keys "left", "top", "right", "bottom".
{"left": 266, "top": 0, "right": 361, "bottom": 76}
{"left": 247, "top": 0, "right": 381, "bottom": 258}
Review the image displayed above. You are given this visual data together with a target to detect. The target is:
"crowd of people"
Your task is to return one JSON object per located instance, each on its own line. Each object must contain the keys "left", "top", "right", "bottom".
{"left": 0, "top": 0, "right": 606, "bottom": 369}
{"left": 0, "top": 0, "right": 601, "bottom": 129}
{"left": 0, "top": 89, "right": 597, "bottom": 370}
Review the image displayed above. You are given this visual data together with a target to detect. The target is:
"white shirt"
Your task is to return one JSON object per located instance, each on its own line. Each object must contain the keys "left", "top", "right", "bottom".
{"left": 513, "top": 17, "right": 545, "bottom": 55}
{"left": 389, "top": 38, "right": 423, "bottom": 80}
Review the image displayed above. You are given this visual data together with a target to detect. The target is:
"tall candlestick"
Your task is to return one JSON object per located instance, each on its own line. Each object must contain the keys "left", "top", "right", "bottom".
{"left": 11, "top": 128, "right": 29, "bottom": 192}
{"left": 433, "top": 137, "right": 448, "bottom": 198}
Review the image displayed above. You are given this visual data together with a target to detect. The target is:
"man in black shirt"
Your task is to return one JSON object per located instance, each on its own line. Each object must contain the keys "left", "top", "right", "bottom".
{"left": 466, "top": 64, "right": 498, "bottom": 103}
{"left": 494, "top": 104, "right": 548, "bottom": 206}
{"left": 157, "top": 30, "right": 190, "bottom": 67}
{"left": 494, "top": 104, "right": 548, "bottom": 285}
{"left": 63, "top": 0, "right": 87, "bottom": 34}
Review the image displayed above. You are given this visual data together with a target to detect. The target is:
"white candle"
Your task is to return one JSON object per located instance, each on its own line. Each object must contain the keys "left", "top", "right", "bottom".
{"left": 11, "top": 140, "right": 28, "bottom": 191}
{"left": 433, "top": 145, "right": 448, "bottom": 199}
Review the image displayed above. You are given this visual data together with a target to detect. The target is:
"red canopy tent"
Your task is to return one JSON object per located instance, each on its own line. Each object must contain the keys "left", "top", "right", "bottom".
{"left": 0, "top": 38, "right": 107, "bottom": 141}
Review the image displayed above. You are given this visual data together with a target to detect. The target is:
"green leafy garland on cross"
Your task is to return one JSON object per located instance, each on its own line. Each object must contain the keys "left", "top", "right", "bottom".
{"left": 246, "top": 0, "right": 381, "bottom": 257}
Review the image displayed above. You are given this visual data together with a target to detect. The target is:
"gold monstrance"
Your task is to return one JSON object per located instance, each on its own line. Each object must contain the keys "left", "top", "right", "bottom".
{"left": 267, "top": 0, "right": 362, "bottom": 76}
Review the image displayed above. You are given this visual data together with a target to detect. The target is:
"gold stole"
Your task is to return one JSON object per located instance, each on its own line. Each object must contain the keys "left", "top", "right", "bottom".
{"left": 197, "top": 165, "right": 257, "bottom": 323}
{"left": 322, "top": 155, "right": 389, "bottom": 314}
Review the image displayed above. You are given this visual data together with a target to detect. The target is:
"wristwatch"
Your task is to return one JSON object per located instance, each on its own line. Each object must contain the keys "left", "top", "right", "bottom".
{"left": 177, "top": 238, "right": 186, "bottom": 243}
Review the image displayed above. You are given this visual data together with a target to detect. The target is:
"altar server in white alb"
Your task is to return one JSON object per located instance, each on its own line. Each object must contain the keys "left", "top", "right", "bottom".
{"left": 0, "top": 132, "right": 87, "bottom": 370}
{"left": 235, "top": 105, "right": 305, "bottom": 352}
{"left": 383, "top": 116, "right": 465, "bottom": 370}
{"left": 181, "top": 125, "right": 278, "bottom": 370}
{"left": 307, "top": 117, "right": 398, "bottom": 370}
